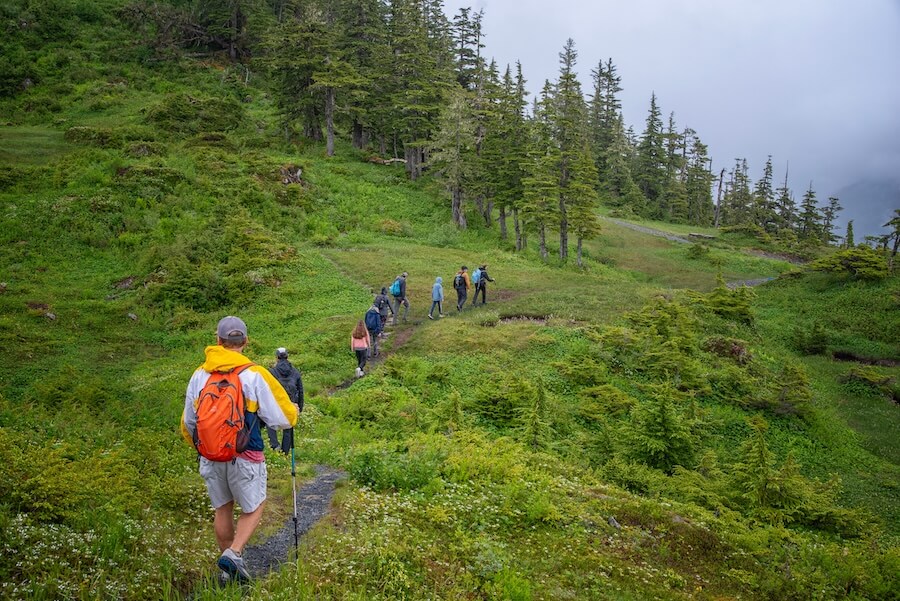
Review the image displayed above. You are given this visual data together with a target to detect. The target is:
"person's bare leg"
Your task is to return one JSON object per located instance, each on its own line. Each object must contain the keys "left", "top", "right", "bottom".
{"left": 213, "top": 502, "right": 235, "bottom": 552}
{"left": 230, "top": 501, "right": 266, "bottom": 553}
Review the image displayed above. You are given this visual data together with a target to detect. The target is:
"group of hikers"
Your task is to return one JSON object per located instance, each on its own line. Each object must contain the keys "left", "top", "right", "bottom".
{"left": 181, "top": 265, "right": 497, "bottom": 582}
{"left": 350, "top": 264, "right": 496, "bottom": 377}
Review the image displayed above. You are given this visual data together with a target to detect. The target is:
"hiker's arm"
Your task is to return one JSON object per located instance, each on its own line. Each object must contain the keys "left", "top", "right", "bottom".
{"left": 249, "top": 367, "right": 298, "bottom": 429}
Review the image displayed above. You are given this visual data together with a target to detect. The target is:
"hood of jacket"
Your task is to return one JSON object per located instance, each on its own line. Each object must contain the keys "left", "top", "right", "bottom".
{"left": 201, "top": 345, "right": 252, "bottom": 372}
{"left": 435, "top": 276, "right": 442, "bottom": 284}
{"left": 272, "top": 357, "right": 295, "bottom": 379}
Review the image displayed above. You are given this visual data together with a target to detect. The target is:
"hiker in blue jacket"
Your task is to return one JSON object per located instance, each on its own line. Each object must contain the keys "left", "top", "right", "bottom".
{"left": 429, "top": 276, "right": 445, "bottom": 319}
{"left": 364, "top": 304, "right": 382, "bottom": 356}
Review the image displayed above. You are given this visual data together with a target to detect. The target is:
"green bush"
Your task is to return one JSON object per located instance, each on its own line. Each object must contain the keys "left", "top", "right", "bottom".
{"left": 790, "top": 320, "right": 829, "bottom": 355}
{"left": 145, "top": 93, "right": 245, "bottom": 134}
{"left": 347, "top": 441, "right": 443, "bottom": 491}
{"left": 809, "top": 246, "right": 889, "bottom": 279}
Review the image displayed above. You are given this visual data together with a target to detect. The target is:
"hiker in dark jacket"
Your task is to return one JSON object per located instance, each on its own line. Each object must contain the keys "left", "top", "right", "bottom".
{"left": 473, "top": 264, "right": 495, "bottom": 305}
{"left": 374, "top": 287, "right": 394, "bottom": 331}
{"left": 392, "top": 272, "right": 409, "bottom": 324}
{"left": 364, "top": 304, "right": 382, "bottom": 357}
{"left": 267, "top": 347, "right": 303, "bottom": 454}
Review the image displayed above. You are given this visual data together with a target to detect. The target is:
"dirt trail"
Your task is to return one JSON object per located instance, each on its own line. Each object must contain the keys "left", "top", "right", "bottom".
{"left": 243, "top": 465, "right": 346, "bottom": 577}
{"left": 237, "top": 318, "right": 423, "bottom": 579}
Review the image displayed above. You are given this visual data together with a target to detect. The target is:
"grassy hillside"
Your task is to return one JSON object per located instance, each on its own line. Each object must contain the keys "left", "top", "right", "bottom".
{"left": 2, "top": 3, "right": 899, "bottom": 600}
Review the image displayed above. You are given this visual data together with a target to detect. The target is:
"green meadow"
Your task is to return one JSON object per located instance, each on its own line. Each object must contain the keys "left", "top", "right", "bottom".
{"left": 1, "top": 3, "right": 898, "bottom": 600}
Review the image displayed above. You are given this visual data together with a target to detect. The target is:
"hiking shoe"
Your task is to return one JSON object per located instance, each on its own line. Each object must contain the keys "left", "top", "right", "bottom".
{"left": 439, "top": 314, "right": 445, "bottom": 318}
{"left": 217, "top": 548, "right": 250, "bottom": 583}
{"left": 428, "top": 314, "right": 434, "bottom": 320}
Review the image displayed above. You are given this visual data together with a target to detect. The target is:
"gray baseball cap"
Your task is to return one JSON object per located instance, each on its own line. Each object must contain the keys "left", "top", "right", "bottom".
{"left": 275, "top": 347, "right": 288, "bottom": 359}
{"left": 216, "top": 316, "right": 247, "bottom": 343}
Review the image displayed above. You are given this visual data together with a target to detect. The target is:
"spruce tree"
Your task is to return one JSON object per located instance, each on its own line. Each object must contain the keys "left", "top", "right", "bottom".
{"left": 798, "top": 183, "right": 822, "bottom": 241}
{"left": 752, "top": 156, "right": 776, "bottom": 231}
{"left": 684, "top": 134, "right": 714, "bottom": 225}
{"left": 775, "top": 165, "right": 796, "bottom": 232}
{"left": 552, "top": 38, "right": 589, "bottom": 261}
{"left": 588, "top": 58, "right": 622, "bottom": 179}
{"left": 821, "top": 196, "right": 842, "bottom": 245}
{"left": 430, "top": 86, "right": 476, "bottom": 229}
{"left": 521, "top": 81, "right": 560, "bottom": 260}
{"left": 627, "top": 384, "right": 695, "bottom": 473}
{"left": 634, "top": 93, "right": 667, "bottom": 216}
{"left": 844, "top": 220, "right": 854, "bottom": 248}
{"left": 567, "top": 140, "right": 602, "bottom": 267}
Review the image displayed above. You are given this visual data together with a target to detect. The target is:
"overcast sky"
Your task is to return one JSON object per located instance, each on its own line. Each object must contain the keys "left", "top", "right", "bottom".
{"left": 442, "top": 0, "right": 900, "bottom": 236}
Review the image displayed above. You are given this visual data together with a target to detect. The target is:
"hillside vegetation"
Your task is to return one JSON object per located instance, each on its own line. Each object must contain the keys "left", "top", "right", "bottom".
{"left": 1, "top": 2, "right": 899, "bottom": 600}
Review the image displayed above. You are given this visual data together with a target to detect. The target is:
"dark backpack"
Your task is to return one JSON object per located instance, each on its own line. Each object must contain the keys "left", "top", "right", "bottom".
{"left": 365, "top": 309, "right": 381, "bottom": 333}
{"left": 453, "top": 274, "right": 465, "bottom": 288}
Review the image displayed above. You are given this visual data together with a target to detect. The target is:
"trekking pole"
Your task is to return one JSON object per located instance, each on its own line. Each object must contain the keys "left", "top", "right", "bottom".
{"left": 291, "top": 439, "right": 299, "bottom": 554}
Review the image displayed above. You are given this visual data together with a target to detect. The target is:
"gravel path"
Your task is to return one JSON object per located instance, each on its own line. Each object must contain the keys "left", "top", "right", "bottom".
{"left": 605, "top": 217, "right": 692, "bottom": 244}
{"left": 243, "top": 465, "right": 346, "bottom": 576}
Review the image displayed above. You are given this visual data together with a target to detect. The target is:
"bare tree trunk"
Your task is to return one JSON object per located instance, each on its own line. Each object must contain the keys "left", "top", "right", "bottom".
{"left": 484, "top": 200, "right": 493, "bottom": 227}
{"left": 499, "top": 206, "right": 508, "bottom": 240}
{"left": 576, "top": 236, "right": 583, "bottom": 267}
{"left": 351, "top": 119, "right": 363, "bottom": 149}
{"left": 539, "top": 223, "right": 547, "bottom": 260}
{"left": 473, "top": 194, "right": 485, "bottom": 217}
{"left": 890, "top": 235, "right": 900, "bottom": 272}
{"left": 513, "top": 207, "right": 522, "bottom": 250}
{"left": 452, "top": 186, "right": 467, "bottom": 229}
{"left": 558, "top": 196, "right": 568, "bottom": 261}
{"left": 714, "top": 168, "right": 725, "bottom": 228}
{"left": 325, "top": 87, "right": 335, "bottom": 157}
{"left": 229, "top": 2, "right": 240, "bottom": 60}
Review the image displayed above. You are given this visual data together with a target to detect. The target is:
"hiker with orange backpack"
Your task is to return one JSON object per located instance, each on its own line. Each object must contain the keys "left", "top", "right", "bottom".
{"left": 181, "top": 316, "right": 299, "bottom": 583}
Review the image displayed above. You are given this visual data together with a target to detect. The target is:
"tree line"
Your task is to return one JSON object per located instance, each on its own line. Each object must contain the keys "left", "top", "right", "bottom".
{"left": 126, "top": 0, "right": 857, "bottom": 259}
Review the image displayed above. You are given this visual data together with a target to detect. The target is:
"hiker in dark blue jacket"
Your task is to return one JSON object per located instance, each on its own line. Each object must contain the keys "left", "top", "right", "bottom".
{"left": 364, "top": 304, "right": 382, "bottom": 356}
{"left": 472, "top": 264, "right": 495, "bottom": 305}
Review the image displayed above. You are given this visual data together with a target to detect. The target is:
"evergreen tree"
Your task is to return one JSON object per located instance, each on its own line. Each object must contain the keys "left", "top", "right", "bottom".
{"left": 720, "top": 159, "right": 752, "bottom": 226}
{"left": 388, "top": 0, "right": 453, "bottom": 180}
{"left": 521, "top": 81, "right": 560, "bottom": 260}
{"left": 567, "top": 140, "right": 602, "bottom": 267}
{"left": 821, "top": 196, "right": 842, "bottom": 245}
{"left": 844, "top": 220, "right": 854, "bottom": 248}
{"left": 752, "top": 156, "right": 777, "bottom": 231}
{"left": 774, "top": 165, "right": 796, "bottom": 232}
{"left": 451, "top": 7, "right": 483, "bottom": 90}
{"left": 798, "top": 183, "right": 822, "bottom": 241}
{"left": 634, "top": 92, "right": 667, "bottom": 216}
{"left": 588, "top": 57, "right": 622, "bottom": 178}
{"left": 336, "top": 0, "right": 390, "bottom": 149}
{"left": 494, "top": 63, "right": 529, "bottom": 246}
{"left": 552, "top": 38, "right": 589, "bottom": 261}
{"left": 627, "top": 384, "right": 695, "bottom": 474}
{"left": 517, "top": 382, "right": 552, "bottom": 451}
{"left": 684, "top": 134, "right": 714, "bottom": 225}
{"left": 599, "top": 113, "right": 644, "bottom": 212}
{"left": 430, "top": 86, "right": 476, "bottom": 229}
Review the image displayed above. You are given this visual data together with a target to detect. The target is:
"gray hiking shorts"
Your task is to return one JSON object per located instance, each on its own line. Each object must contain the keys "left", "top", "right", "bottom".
{"left": 199, "top": 456, "right": 267, "bottom": 513}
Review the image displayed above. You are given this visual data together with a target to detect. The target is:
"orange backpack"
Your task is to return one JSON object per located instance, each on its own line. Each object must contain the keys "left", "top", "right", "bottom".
{"left": 193, "top": 363, "right": 254, "bottom": 461}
